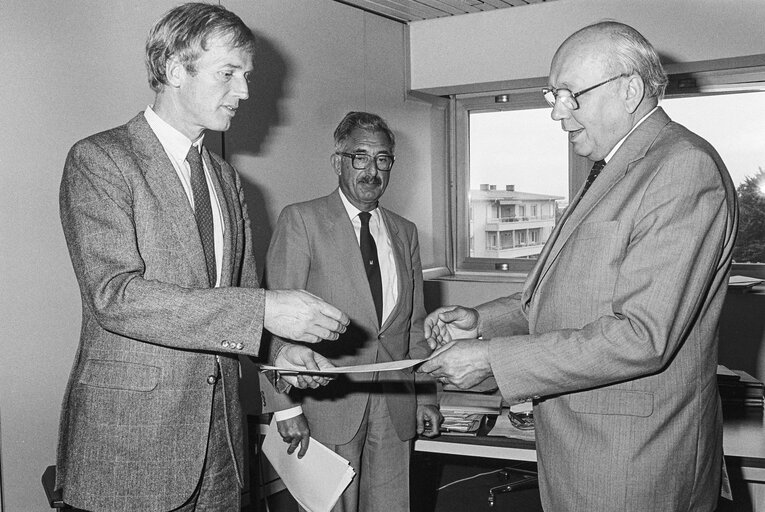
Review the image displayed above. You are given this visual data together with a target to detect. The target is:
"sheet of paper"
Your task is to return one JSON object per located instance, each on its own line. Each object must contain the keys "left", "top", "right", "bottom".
{"left": 260, "top": 358, "right": 427, "bottom": 375}
{"left": 262, "top": 419, "right": 355, "bottom": 512}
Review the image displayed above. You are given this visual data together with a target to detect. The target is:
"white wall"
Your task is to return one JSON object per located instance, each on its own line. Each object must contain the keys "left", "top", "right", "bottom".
{"left": 0, "top": 1, "right": 443, "bottom": 509}
{"left": 409, "top": 0, "right": 765, "bottom": 94}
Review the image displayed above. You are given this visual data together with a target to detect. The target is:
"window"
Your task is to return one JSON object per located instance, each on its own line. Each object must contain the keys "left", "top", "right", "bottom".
{"left": 454, "top": 90, "right": 579, "bottom": 272}
{"left": 452, "top": 60, "right": 765, "bottom": 275}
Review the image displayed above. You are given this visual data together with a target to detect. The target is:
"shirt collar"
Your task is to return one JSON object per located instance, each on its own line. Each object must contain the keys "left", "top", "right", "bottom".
{"left": 144, "top": 105, "right": 205, "bottom": 161}
{"left": 337, "top": 188, "right": 378, "bottom": 222}
{"left": 604, "top": 106, "right": 658, "bottom": 163}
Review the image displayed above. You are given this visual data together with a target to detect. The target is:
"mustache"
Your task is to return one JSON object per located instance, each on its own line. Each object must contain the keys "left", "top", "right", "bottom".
{"left": 357, "top": 175, "right": 382, "bottom": 185}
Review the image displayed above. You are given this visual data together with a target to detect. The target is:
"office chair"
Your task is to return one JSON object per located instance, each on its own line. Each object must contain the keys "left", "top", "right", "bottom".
{"left": 41, "top": 465, "right": 85, "bottom": 510}
{"left": 487, "top": 460, "right": 538, "bottom": 507}
{"left": 487, "top": 409, "right": 538, "bottom": 507}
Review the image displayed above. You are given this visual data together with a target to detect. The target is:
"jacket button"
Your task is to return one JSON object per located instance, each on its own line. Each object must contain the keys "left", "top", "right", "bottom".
{"left": 235, "top": 342, "right": 244, "bottom": 350}
{"left": 221, "top": 340, "right": 230, "bottom": 348}
{"left": 207, "top": 375, "right": 217, "bottom": 385}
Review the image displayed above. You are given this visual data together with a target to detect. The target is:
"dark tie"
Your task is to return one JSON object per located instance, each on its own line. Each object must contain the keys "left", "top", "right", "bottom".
{"left": 582, "top": 159, "right": 606, "bottom": 196}
{"left": 186, "top": 145, "right": 216, "bottom": 287}
{"left": 359, "top": 211, "right": 383, "bottom": 326}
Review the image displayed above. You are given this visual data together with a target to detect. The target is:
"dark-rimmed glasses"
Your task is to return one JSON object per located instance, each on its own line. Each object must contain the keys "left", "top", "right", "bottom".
{"left": 542, "top": 74, "right": 627, "bottom": 110}
{"left": 337, "top": 152, "right": 395, "bottom": 172}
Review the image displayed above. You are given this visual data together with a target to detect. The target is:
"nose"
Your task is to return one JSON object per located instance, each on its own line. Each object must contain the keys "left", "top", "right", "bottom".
{"left": 550, "top": 100, "right": 569, "bottom": 122}
{"left": 233, "top": 75, "right": 249, "bottom": 100}
{"left": 363, "top": 162, "right": 379, "bottom": 177}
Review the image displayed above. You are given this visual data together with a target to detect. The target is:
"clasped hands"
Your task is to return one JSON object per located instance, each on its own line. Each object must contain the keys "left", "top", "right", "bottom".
{"left": 418, "top": 305, "right": 494, "bottom": 390}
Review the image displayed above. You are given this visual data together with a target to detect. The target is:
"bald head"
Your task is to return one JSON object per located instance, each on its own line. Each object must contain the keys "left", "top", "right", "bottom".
{"left": 553, "top": 22, "right": 667, "bottom": 101}
{"left": 546, "top": 21, "right": 667, "bottom": 161}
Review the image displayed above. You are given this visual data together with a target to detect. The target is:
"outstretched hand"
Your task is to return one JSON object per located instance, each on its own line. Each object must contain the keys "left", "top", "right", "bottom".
{"left": 264, "top": 289, "right": 350, "bottom": 343}
{"left": 424, "top": 305, "right": 480, "bottom": 350}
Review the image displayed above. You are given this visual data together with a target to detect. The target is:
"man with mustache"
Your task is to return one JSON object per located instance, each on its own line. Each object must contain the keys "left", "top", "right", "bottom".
{"left": 264, "top": 111, "right": 442, "bottom": 512}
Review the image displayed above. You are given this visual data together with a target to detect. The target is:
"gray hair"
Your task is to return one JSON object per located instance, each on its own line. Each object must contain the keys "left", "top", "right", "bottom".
{"left": 567, "top": 21, "right": 668, "bottom": 100}
{"left": 145, "top": 2, "right": 256, "bottom": 93}
{"left": 333, "top": 112, "right": 396, "bottom": 152}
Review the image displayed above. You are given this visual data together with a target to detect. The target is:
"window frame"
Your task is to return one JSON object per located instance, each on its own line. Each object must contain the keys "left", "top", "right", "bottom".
{"left": 449, "top": 55, "right": 765, "bottom": 278}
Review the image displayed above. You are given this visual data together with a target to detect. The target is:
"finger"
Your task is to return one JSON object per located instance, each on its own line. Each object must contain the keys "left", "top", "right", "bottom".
{"left": 287, "top": 437, "right": 300, "bottom": 455}
{"left": 308, "top": 298, "right": 350, "bottom": 327}
{"left": 297, "top": 435, "right": 310, "bottom": 458}
{"left": 281, "top": 374, "right": 300, "bottom": 388}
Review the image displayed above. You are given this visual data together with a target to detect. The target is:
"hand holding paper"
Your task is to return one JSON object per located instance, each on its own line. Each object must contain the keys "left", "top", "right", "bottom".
{"left": 418, "top": 339, "right": 492, "bottom": 389}
{"left": 274, "top": 344, "right": 336, "bottom": 388}
{"left": 262, "top": 419, "right": 355, "bottom": 512}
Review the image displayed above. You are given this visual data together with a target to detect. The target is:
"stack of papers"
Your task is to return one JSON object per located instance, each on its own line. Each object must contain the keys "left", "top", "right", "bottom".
{"left": 439, "top": 391, "right": 502, "bottom": 435}
{"left": 262, "top": 419, "right": 355, "bottom": 512}
{"left": 717, "top": 364, "right": 764, "bottom": 408}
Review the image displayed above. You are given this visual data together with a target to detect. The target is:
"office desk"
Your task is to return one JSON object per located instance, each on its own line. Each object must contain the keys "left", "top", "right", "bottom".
{"left": 415, "top": 408, "right": 765, "bottom": 509}
{"left": 415, "top": 408, "right": 764, "bottom": 476}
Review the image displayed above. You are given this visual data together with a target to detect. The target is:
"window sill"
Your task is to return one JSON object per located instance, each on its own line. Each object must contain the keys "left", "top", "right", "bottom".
{"left": 423, "top": 267, "right": 527, "bottom": 283}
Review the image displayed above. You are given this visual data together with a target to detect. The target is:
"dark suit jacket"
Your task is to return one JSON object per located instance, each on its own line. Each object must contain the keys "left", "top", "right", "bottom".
{"left": 57, "top": 113, "right": 265, "bottom": 512}
{"left": 478, "top": 108, "right": 738, "bottom": 511}
{"left": 264, "top": 190, "right": 435, "bottom": 445}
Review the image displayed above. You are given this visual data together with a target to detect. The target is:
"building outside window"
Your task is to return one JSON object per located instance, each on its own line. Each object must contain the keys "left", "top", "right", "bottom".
{"left": 456, "top": 71, "right": 765, "bottom": 274}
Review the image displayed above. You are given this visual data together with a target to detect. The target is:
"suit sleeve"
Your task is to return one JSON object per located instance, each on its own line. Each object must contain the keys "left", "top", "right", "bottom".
{"left": 485, "top": 147, "right": 733, "bottom": 401}
{"left": 59, "top": 138, "right": 265, "bottom": 357}
{"left": 261, "top": 205, "right": 314, "bottom": 410}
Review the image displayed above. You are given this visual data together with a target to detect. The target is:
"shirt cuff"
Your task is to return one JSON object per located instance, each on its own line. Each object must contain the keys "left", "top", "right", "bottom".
{"left": 273, "top": 406, "right": 303, "bottom": 421}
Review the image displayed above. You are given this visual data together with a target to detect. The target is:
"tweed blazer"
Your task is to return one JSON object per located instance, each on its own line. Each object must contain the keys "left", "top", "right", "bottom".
{"left": 56, "top": 113, "right": 266, "bottom": 512}
{"left": 264, "top": 190, "right": 435, "bottom": 445}
{"left": 477, "top": 108, "right": 738, "bottom": 511}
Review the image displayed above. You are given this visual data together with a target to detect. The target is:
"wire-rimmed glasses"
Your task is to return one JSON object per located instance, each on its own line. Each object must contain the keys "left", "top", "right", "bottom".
{"left": 542, "top": 74, "right": 627, "bottom": 110}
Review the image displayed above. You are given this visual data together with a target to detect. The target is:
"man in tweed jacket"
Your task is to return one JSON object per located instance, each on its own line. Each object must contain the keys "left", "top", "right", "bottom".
{"left": 56, "top": 4, "right": 348, "bottom": 511}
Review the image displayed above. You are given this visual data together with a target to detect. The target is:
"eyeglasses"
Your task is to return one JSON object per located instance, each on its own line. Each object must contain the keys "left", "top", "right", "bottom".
{"left": 337, "top": 152, "right": 395, "bottom": 172}
{"left": 542, "top": 74, "right": 627, "bottom": 110}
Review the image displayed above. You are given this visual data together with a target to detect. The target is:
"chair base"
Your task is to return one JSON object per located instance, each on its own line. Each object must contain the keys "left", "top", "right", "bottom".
{"left": 488, "top": 463, "right": 538, "bottom": 507}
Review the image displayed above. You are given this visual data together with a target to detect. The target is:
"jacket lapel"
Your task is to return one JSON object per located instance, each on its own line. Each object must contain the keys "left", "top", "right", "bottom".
{"left": 532, "top": 108, "right": 671, "bottom": 291}
{"left": 128, "top": 114, "right": 209, "bottom": 286}
{"left": 327, "top": 191, "right": 380, "bottom": 329}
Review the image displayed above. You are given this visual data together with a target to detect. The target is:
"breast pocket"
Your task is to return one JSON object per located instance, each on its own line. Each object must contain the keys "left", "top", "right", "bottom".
{"left": 569, "top": 388, "right": 654, "bottom": 417}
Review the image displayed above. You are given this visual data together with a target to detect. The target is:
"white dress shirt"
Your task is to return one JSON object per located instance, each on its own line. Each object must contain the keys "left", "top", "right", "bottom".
{"left": 338, "top": 189, "right": 399, "bottom": 325}
{"left": 144, "top": 106, "right": 224, "bottom": 286}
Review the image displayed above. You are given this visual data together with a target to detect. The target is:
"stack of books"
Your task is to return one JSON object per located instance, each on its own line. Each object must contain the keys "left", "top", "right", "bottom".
{"left": 717, "top": 365, "right": 764, "bottom": 408}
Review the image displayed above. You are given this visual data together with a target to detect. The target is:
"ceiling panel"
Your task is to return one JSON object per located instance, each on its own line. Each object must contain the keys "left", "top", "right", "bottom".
{"left": 334, "top": 0, "right": 557, "bottom": 23}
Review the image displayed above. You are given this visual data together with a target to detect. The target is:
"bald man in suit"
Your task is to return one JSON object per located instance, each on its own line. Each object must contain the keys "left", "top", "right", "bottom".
{"left": 421, "top": 21, "right": 737, "bottom": 512}
{"left": 56, "top": 4, "right": 347, "bottom": 511}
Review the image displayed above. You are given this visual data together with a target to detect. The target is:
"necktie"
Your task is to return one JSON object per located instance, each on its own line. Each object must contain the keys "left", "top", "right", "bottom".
{"left": 186, "top": 145, "right": 216, "bottom": 287}
{"left": 359, "top": 211, "right": 383, "bottom": 326}
{"left": 582, "top": 159, "right": 606, "bottom": 196}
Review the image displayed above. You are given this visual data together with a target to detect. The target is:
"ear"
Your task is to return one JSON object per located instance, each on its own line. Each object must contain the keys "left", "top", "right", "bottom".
{"left": 331, "top": 153, "right": 342, "bottom": 176}
{"left": 165, "top": 57, "right": 184, "bottom": 88}
{"left": 623, "top": 74, "right": 645, "bottom": 114}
